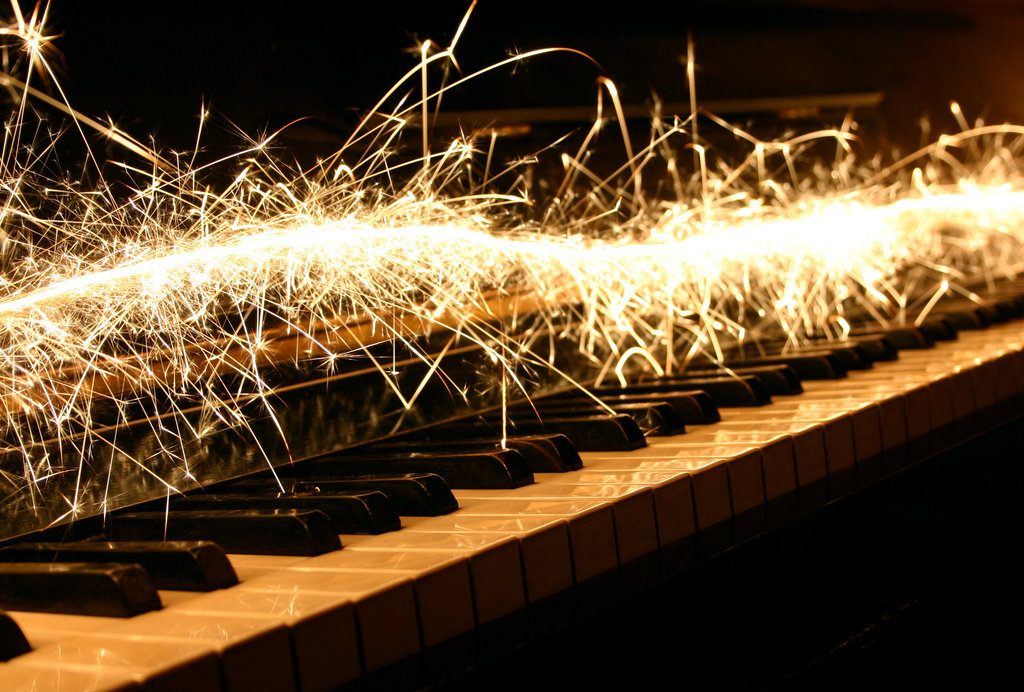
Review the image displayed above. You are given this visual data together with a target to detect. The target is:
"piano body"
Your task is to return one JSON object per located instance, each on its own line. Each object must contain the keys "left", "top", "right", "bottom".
{"left": 4, "top": 1, "right": 1024, "bottom": 690}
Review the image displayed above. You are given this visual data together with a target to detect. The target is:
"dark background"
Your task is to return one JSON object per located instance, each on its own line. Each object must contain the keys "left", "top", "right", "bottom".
{"left": 17, "top": 0, "right": 1024, "bottom": 175}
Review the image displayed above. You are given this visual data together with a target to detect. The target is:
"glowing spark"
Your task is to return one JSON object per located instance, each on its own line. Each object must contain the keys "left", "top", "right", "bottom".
{"left": 3, "top": 2, "right": 1024, "bottom": 533}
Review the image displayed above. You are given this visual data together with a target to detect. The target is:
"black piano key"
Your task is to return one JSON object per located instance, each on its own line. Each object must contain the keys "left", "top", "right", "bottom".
{"left": 870, "top": 326, "right": 934, "bottom": 349}
{"left": 918, "top": 317, "right": 958, "bottom": 340}
{"left": 843, "top": 335, "right": 900, "bottom": 361}
{"left": 621, "top": 401, "right": 685, "bottom": 435}
{"left": 0, "top": 541, "right": 238, "bottom": 591}
{"left": 949, "top": 302, "right": 1006, "bottom": 324}
{"left": 109, "top": 509, "right": 342, "bottom": 556}
{"left": 729, "top": 343, "right": 870, "bottom": 369}
{"left": 525, "top": 433, "right": 585, "bottom": 470}
{"left": 937, "top": 308, "right": 989, "bottom": 330}
{"left": 170, "top": 491, "right": 401, "bottom": 534}
{"left": 221, "top": 474, "right": 459, "bottom": 516}
{"left": 1001, "top": 294, "right": 1024, "bottom": 316}
{"left": 725, "top": 351, "right": 847, "bottom": 379}
{"left": 0, "top": 611, "right": 31, "bottom": 661}
{"left": 662, "top": 365, "right": 802, "bottom": 396}
{"left": 436, "top": 413, "right": 647, "bottom": 452}
{"left": 505, "top": 414, "right": 648, "bottom": 450}
{"left": 0, "top": 562, "right": 161, "bottom": 617}
{"left": 367, "top": 435, "right": 583, "bottom": 473}
{"left": 745, "top": 365, "right": 804, "bottom": 393}
{"left": 990, "top": 297, "right": 1023, "bottom": 319}
{"left": 597, "top": 376, "right": 771, "bottom": 407}
{"left": 979, "top": 304, "right": 1007, "bottom": 323}
{"left": 982, "top": 289, "right": 1024, "bottom": 310}
{"left": 817, "top": 344, "right": 871, "bottom": 370}
{"left": 545, "top": 389, "right": 721, "bottom": 424}
{"left": 298, "top": 449, "right": 535, "bottom": 488}
{"left": 506, "top": 400, "right": 685, "bottom": 436}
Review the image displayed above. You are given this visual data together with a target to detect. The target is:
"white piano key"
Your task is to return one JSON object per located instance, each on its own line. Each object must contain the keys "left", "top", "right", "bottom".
{"left": 453, "top": 485, "right": 657, "bottom": 588}
{"left": 710, "top": 409, "right": 859, "bottom": 501}
{"left": 5, "top": 612, "right": 121, "bottom": 651}
{"left": 397, "top": 514, "right": 574, "bottom": 607}
{"left": 733, "top": 395, "right": 884, "bottom": 491}
{"left": 580, "top": 451, "right": 747, "bottom": 554}
{"left": 289, "top": 548, "right": 476, "bottom": 651}
{"left": 419, "top": 496, "right": 620, "bottom": 594}
{"left": 231, "top": 569, "right": 418, "bottom": 676}
{"left": 0, "top": 660, "right": 139, "bottom": 691}
{"left": 535, "top": 458, "right": 703, "bottom": 570}
{"left": 225, "top": 555, "right": 307, "bottom": 582}
{"left": 7, "top": 635, "right": 221, "bottom": 692}
{"left": 159, "top": 587, "right": 360, "bottom": 692}
{"left": 78, "top": 610, "right": 295, "bottom": 692}
{"left": 708, "top": 420, "right": 830, "bottom": 512}
{"left": 503, "top": 467, "right": 703, "bottom": 572}
{"left": 788, "top": 385, "right": 910, "bottom": 475}
{"left": 338, "top": 532, "right": 525, "bottom": 627}
{"left": 652, "top": 433, "right": 800, "bottom": 528}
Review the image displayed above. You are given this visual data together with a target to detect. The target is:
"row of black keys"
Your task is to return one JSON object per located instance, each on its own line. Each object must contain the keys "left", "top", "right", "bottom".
{"left": 0, "top": 297, "right": 1010, "bottom": 660}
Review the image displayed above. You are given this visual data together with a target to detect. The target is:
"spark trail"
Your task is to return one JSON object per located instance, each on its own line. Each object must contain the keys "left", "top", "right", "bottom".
{"left": 2, "top": 2, "right": 1024, "bottom": 529}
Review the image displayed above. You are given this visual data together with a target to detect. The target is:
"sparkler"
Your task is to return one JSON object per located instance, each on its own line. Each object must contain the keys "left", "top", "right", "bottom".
{"left": 2, "top": 2, "right": 1024, "bottom": 533}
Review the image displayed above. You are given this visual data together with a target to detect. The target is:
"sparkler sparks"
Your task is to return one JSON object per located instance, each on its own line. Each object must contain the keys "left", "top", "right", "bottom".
{"left": 2, "top": 2, "right": 1024, "bottom": 533}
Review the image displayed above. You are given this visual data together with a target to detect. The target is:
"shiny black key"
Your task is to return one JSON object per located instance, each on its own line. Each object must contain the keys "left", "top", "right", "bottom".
{"left": 438, "top": 414, "right": 647, "bottom": 452}
{"left": 727, "top": 343, "right": 868, "bottom": 369}
{"left": 844, "top": 335, "right": 899, "bottom": 361}
{"left": 663, "top": 365, "right": 802, "bottom": 396}
{"left": 368, "top": 435, "right": 582, "bottom": 472}
{"left": 109, "top": 509, "right": 341, "bottom": 556}
{"left": 545, "top": 389, "right": 720, "bottom": 424}
{"left": 942, "top": 302, "right": 1005, "bottom": 325}
{"left": 994, "top": 296, "right": 1024, "bottom": 318}
{"left": 0, "top": 541, "right": 238, "bottom": 591}
{"left": 0, "top": 562, "right": 161, "bottom": 617}
{"left": 0, "top": 611, "right": 31, "bottom": 661}
{"left": 300, "top": 449, "right": 534, "bottom": 489}
{"left": 918, "top": 317, "right": 958, "bottom": 340}
{"left": 814, "top": 344, "right": 871, "bottom": 370}
{"left": 171, "top": 491, "right": 400, "bottom": 534}
{"left": 796, "top": 343, "right": 876, "bottom": 367}
{"left": 222, "top": 474, "right": 459, "bottom": 516}
{"left": 726, "top": 351, "right": 847, "bottom": 379}
{"left": 936, "top": 308, "right": 989, "bottom": 330}
{"left": 598, "top": 376, "right": 771, "bottom": 407}
{"left": 507, "top": 400, "right": 685, "bottom": 436}
{"left": 869, "top": 326, "right": 934, "bottom": 349}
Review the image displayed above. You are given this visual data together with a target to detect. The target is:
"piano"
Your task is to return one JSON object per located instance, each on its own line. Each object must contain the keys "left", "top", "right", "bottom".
{"left": 5, "top": 3, "right": 1024, "bottom": 689}
{"left": 2, "top": 284, "right": 1024, "bottom": 690}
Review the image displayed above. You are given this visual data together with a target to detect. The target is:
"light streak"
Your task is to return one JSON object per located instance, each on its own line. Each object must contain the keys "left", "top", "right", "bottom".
{"left": 2, "top": 2, "right": 1024, "bottom": 527}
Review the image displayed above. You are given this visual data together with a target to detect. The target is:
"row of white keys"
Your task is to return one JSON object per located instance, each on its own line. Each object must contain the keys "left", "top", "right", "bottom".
{"left": 2, "top": 506, "right": 577, "bottom": 691}
{"left": 179, "top": 321, "right": 1024, "bottom": 687}
{"left": 3, "top": 321, "right": 1024, "bottom": 691}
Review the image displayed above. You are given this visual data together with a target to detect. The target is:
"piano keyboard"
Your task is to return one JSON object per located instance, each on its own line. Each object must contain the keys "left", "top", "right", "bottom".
{"left": 1, "top": 312, "right": 1023, "bottom": 691}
